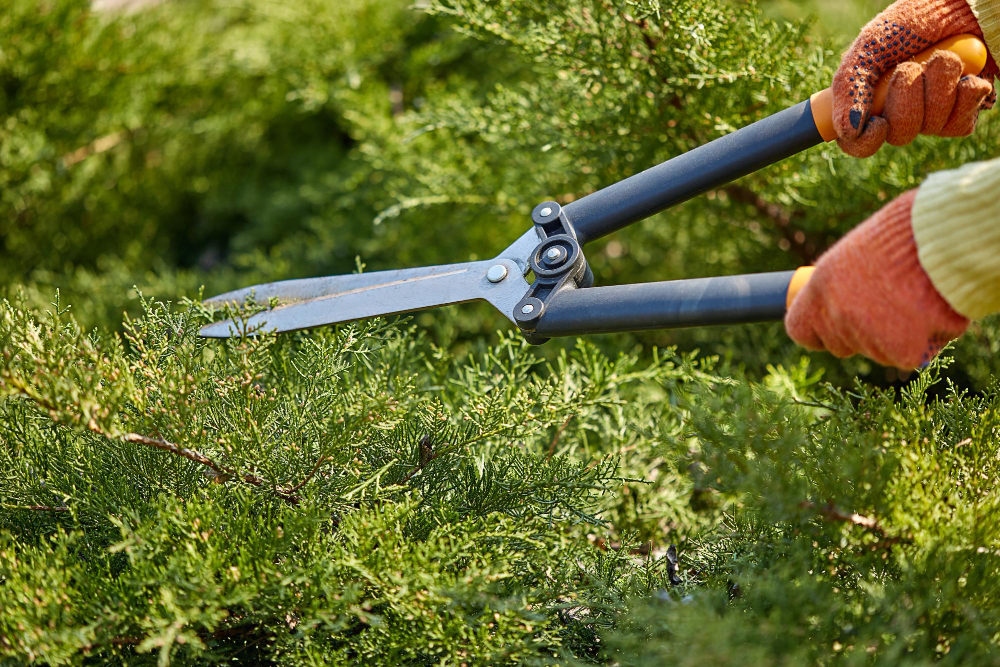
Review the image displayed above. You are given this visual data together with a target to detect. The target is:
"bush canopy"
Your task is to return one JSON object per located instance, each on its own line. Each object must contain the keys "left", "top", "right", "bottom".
{"left": 2, "top": 0, "right": 999, "bottom": 664}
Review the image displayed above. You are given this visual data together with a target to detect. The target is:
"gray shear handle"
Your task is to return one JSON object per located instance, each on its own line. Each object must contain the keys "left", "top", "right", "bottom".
{"left": 562, "top": 101, "right": 823, "bottom": 245}
{"left": 532, "top": 271, "right": 799, "bottom": 337}
{"left": 560, "top": 34, "right": 988, "bottom": 245}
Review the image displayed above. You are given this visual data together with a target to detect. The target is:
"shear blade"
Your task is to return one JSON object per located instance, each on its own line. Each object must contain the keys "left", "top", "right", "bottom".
{"left": 200, "top": 257, "right": 531, "bottom": 338}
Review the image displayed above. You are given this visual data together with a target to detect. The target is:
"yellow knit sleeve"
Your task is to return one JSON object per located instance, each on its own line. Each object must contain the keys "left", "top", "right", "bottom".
{"left": 911, "top": 156, "right": 1000, "bottom": 320}
{"left": 967, "top": 0, "right": 1000, "bottom": 56}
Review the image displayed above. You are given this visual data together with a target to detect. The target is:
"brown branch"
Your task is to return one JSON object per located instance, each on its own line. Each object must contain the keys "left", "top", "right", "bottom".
{"left": 3, "top": 373, "right": 300, "bottom": 504}
{"left": 281, "top": 455, "right": 329, "bottom": 496}
{"left": 621, "top": 14, "right": 659, "bottom": 54}
{"left": 61, "top": 130, "right": 130, "bottom": 168}
{"left": 620, "top": 11, "right": 683, "bottom": 111}
{"left": 120, "top": 433, "right": 300, "bottom": 504}
{"left": 121, "top": 432, "right": 226, "bottom": 475}
{"left": 591, "top": 535, "right": 653, "bottom": 556}
{"left": 800, "top": 501, "right": 910, "bottom": 547}
{"left": 724, "top": 185, "right": 825, "bottom": 264}
{"left": 3, "top": 503, "right": 70, "bottom": 512}
{"left": 400, "top": 435, "right": 438, "bottom": 484}
{"left": 547, "top": 415, "right": 575, "bottom": 461}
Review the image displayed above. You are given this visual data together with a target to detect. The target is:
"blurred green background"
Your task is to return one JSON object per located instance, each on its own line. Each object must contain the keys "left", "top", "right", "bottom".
{"left": 2, "top": 0, "right": 997, "bottom": 389}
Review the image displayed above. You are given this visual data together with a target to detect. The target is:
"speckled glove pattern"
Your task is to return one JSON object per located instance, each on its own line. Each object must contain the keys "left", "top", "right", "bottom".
{"left": 833, "top": 0, "right": 996, "bottom": 157}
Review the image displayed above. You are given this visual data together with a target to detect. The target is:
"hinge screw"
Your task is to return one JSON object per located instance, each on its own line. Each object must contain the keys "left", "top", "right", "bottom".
{"left": 521, "top": 304, "right": 535, "bottom": 315}
{"left": 545, "top": 247, "right": 562, "bottom": 261}
{"left": 486, "top": 264, "right": 508, "bottom": 283}
{"left": 539, "top": 207, "right": 553, "bottom": 217}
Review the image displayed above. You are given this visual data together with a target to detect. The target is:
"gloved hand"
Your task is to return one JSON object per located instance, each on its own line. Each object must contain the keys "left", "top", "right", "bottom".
{"left": 834, "top": 0, "right": 997, "bottom": 157}
{"left": 784, "top": 190, "right": 970, "bottom": 370}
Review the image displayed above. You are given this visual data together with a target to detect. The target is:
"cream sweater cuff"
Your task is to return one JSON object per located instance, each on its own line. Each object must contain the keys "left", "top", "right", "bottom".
{"left": 967, "top": 0, "right": 1000, "bottom": 57}
{"left": 912, "top": 157, "right": 1000, "bottom": 320}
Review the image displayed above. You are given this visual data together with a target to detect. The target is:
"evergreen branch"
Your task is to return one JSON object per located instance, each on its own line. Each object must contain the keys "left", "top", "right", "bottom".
{"left": 2, "top": 373, "right": 301, "bottom": 504}
{"left": 118, "top": 433, "right": 301, "bottom": 505}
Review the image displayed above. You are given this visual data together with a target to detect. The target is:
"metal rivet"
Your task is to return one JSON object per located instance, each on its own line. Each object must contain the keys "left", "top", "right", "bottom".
{"left": 486, "top": 264, "right": 508, "bottom": 283}
{"left": 521, "top": 304, "right": 535, "bottom": 315}
{"left": 540, "top": 207, "right": 553, "bottom": 217}
{"left": 545, "top": 247, "right": 562, "bottom": 260}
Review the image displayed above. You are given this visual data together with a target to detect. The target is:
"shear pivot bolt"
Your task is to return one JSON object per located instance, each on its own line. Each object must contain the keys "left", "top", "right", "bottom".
{"left": 486, "top": 264, "right": 508, "bottom": 283}
{"left": 545, "top": 247, "right": 562, "bottom": 261}
{"left": 521, "top": 304, "right": 535, "bottom": 315}
{"left": 540, "top": 207, "right": 553, "bottom": 217}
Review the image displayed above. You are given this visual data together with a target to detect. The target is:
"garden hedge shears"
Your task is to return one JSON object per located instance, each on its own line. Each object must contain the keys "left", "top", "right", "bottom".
{"left": 201, "top": 36, "right": 987, "bottom": 344}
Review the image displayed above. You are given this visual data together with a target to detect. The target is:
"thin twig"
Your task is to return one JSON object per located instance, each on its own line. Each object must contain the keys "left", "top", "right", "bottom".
{"left": 2, "top": 503, "right": 70, "bottom": 512}
{"left": 401, "top": 435, "right": 438, "bottom": 484}
{"left": 121, "top": 432, "right": 226, "bottom": 474}
{"left": 62, "top": 130, "right": 130, "bottom": 168}
{"left": 619, "top": 11, "right": 683, "bottom": 111}
{"left": 591, "top": 535, "right": 654, "bottom": 556}
{"left": 621, "top": 14, "right": 659, "bottom": 54}
{"left": 547, "top": 415, "right": 575, "bottom": 461}
{"left": 3, "top": 374, "right": 300, "bottom": 504}
{"left": 120, "top": 433, "right": 300, "bottom": 504}
{"left": 800, "top": 500, "right": 910, "bottom": 546}
{"left": 281, "top": 455, "right": 329, "bottom": 496}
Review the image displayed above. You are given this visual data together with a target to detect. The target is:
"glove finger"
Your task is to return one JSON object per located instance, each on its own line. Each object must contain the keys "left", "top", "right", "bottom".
{"left": 883, "top": 61, "right": 925, "bottom": 146}
{"left": 785, "top": 290, "right": 823, "bottom": 350}
{"left": 785, "top": 314, "right": 825, "bottom": 352}
{"left": 979, "top": 53, "right": 1000, "bottom": 111}
{"left": 787, "top": 288, "right": 856, "bottom": 359}
{"left": 980, "top": 56, "right": 998, "bottom": 110}
{"left": 813, "top": 319, "right": 856, "bottom": 360}
{"left": 981, "top": 80, "right": 997, "bottom": 110}
{"left": 921, "top": 50, "right": 963, "bottom": 134}
{"left": 837, "top": 115, "right": 888, "bottom": 158}
{"left": 938, "top": 76, "right": 993, "bottom": 137}
{"left": 834, "top": 29, "right": 913, "bottom": 141}
{"left": 831, "top": 0, "right": 983, "bottom": 143}
{"left": 980, "top": 74, "right": 997, "bottom": 110}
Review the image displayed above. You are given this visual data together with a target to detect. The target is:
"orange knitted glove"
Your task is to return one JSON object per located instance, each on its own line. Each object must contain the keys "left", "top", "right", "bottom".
{"left": 834, "top": 0, "right": 997, "bottom": 158}
{"left": 785, "top": 190, "right": 970, "bottom": 370}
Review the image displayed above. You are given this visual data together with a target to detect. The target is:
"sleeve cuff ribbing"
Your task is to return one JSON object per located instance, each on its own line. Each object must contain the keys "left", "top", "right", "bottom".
{"left": 967, "top": 0, "right": 1000, "bottom": 56}
{"left": 912, "top": 156, "right": 1000, "bottom": 320}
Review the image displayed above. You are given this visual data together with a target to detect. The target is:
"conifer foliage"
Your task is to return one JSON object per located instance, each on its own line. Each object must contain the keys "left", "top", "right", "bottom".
{"left": 0, "top": 294, "right": 691, "bottom": 663}
{"left": 2, "top": 0, "right": 1000, "bottom": 664}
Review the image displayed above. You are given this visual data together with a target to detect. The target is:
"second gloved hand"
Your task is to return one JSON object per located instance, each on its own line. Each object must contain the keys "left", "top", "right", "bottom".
{"left": 833, "top": 0, "right": 997, "bottom": 157}
{"left": 784, "top": 190, "right": 970, "bottom": 370}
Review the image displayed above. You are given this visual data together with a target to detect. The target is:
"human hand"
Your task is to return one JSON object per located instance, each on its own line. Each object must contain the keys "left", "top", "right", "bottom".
{"left": 785, "top": 190, "right": 970, "bottom": 369}
{"left": 833, "top": 0, "right": 996, "bottom": 157}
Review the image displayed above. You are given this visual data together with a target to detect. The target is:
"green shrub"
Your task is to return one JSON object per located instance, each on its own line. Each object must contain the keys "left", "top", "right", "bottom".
{"left": 3, "top": 0, "right": 1000, "bottom": 663}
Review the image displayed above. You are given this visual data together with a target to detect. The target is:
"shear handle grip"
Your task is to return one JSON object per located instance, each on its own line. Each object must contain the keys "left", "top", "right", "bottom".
{"left": 560, "top": 35, "right": 987, "bottom": 245}
{"left": 810, "top": 34, "right": 988, "bottom": 142}
{"left": 533, "top": 271, "right": 801, "bottom": 337}
{"left": 562, "top": 101, "right": 823, "bottom": 244}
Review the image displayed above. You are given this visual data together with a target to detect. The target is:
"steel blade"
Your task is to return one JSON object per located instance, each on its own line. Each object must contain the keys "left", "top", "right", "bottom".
{"left": 203, "top": 272, "right": 406, "bottom": 308}
{"left": 203, "top": 228, "right": 540, "bottom": 308}
{"left": 199, "top": 258, "right": 530, "bottom": 338}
